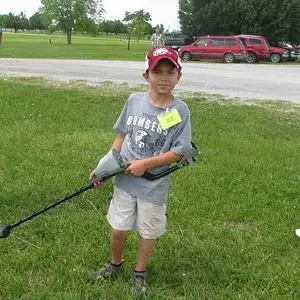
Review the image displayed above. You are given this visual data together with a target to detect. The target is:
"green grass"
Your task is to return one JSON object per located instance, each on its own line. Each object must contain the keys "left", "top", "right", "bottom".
{"left": 0, "top": 77, "right": 300, "bottom": 300}
{"left": 0, "top": 32, "right": 151, "bottom": 60}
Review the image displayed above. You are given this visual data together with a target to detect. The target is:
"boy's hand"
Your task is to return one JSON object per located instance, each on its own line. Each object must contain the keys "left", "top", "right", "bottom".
{"left": 125, "top": 160, "right": 147, "bottom": 177}
{"left": 89, "top": 170, "right": 105, "bottom": 189}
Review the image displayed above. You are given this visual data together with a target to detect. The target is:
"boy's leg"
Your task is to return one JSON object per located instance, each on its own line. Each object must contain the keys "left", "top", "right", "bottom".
{"left": 135, "top": 198, "right": 166, "bottom": 269}
{"left": 107, "top": 185, "right": 137, "bottom": 263}
{"left": 110, "top": 229, "right": 128, "bottom": 265}
{"left": 130, "top": 199, "right": 166, "bottom": 294}
{"left": 135, "top": 237, "right": 155, "bottom": 271}
{"left": 89, "top": 186, "right": 137, "bottom": 280}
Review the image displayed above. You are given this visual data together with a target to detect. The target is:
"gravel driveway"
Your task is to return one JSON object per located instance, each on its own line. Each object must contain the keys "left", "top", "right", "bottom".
{"left": 0, "top": 58, "right": 299, "bottom": 104}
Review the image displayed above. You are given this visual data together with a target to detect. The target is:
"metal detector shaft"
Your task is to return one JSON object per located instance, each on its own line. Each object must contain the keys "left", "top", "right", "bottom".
{"left": 8, "top": 181, "right": 94, "bottom": 230}
{"left": 0, "top": 172, "right": 122, "bottom": 238}
{"left": 7, "top": 169, "right": 124, "bottom": 231}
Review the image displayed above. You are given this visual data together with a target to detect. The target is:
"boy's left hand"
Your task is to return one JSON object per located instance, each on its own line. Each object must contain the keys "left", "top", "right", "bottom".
{"left": 125, "top": 160, "right": 147, "bottom": 176}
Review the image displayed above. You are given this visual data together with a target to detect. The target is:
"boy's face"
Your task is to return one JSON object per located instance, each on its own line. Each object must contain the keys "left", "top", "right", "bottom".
{"left": 143, "top": 60, "right": 182, "bottom": 95}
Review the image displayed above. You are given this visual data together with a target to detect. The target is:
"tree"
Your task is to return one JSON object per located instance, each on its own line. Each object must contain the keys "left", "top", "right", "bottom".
{"left": 113, "top": 20, "right": 127, "bottom": 35}
{"left": 178, "top": 0, "right": 193, "bottom": 36}
{"left": 7, "top": 13, "right": 23, "bottom": 33}
{"left": 40, "top": 0, "right": 104, "bottom": 44}
{"left": 123, "top": 10, "right": 152, "bottom": 50}
{"left": 178, "top": 0, "right": 300, "bottom": 43}
{"left": 30, "top": 12, "right": 46, "bottom": 33}
{"left": 47, "top": 22, "right": 57, "bottom": 35}
{"left": 285, "top": 0, "right": 300, "bottom": 42}
{"left": 0, "top": 15, "right": 4, "bottom": 27}
{"left": 75, "top": 17, "right": 98, "bottom": 36}
{"left": 19, "top": 11, "right": 30, "bottom": 31}
{"left": 100, "top": 20, "right": 115, "bottom": 35}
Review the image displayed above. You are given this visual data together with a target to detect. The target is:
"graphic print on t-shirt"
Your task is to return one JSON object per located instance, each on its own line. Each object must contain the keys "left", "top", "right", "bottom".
{"left": 126, "top": 112, "right": 169, "bottom": 156}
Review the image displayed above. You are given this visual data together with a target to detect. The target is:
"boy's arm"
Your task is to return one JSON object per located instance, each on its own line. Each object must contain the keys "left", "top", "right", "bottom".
{"left": 143, "top": 151, "right": 182, "bottom": 169}
{"left": 90, "top": 133, "right": 125, "bottom": 185}
{"left": 111, "top": 133, "right": 125, "bottom": 152}
{"left": 90, "top": 94, "right": 130, "bottom": 185}
{"left": 125, "top": 151, "right": 182, "bottom": 177}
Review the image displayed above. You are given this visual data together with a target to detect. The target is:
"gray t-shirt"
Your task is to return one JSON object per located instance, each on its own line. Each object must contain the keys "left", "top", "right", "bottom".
{"left": 113, "top": 92, "right": 192, "bottom": 204}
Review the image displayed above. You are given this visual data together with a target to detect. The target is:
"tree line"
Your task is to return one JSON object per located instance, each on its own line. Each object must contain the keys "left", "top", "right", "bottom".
{"left": 0, "top": 12, "right": 154, "bottom": 37}
{"left": 179, "top": 0, "right": 300, "bottom": 43}
{"left": 0, "top": 0, "right": 159, "bottom": 46}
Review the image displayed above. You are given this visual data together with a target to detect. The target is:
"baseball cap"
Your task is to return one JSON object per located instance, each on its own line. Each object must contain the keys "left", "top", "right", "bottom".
{"left": 145, "top": 47, "right": 182, "bottom": 72}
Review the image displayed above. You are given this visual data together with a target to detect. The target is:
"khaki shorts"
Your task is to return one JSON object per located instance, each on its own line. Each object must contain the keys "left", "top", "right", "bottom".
{"left": 107, "top": 186, "right": 167, "bottom": 239}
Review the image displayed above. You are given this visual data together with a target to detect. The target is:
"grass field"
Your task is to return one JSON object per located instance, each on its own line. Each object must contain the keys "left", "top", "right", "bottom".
{"left": 0, "top": 32, "right": 151, "bottom": 60}
{"left": 0, "top": 77, "right": 300, "bottom": 299}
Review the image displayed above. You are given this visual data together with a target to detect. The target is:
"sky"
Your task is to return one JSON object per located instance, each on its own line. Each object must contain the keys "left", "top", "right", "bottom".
{"left": 0, "top": 0, "right": 180, "bottom": 30}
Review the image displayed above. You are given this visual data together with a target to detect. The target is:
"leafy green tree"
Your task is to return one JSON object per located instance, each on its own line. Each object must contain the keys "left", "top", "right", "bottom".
{"left": 41, "top": 0, "right": 104, "bottom": 44}
{"left": 100, "top": 20, "right": 115, "bottom": 35}
{"left": 178, "top": 0, "right": 300, "bottom": 43}
{"left": 123, "top": 10, "right": 152, "bottom": 50}
{"left": 113, "top": 20, "right": 127, "bottom": 35}
{"left": 285, "top": 0, "right": 300, "bottom": 42}
{"left": 18, "top": 11, "right": 30, "bottom": 31}
{"left": 75, "top": 17, "right": 98, "bottom": 36}
{"left": 47, "top": 22, "right": 57, "bottom": 35}
{"left": 178, "top": 0, "right": 210, "bottom": 36}
{"left": 1, "top": 15, "right": 9, "bottom": 29}
{"left": 7, "top": 13, "right": 23, "bottom": 33}
{"left": 30, "top": 12, "right": 46, "bottom": 33}
{"left": 0, "top": 15, "right": 4, "bottom": 26}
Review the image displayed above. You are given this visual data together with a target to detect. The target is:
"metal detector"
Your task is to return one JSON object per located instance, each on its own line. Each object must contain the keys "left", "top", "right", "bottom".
{"left": 0, "top": 143, "right": 199, "bottom": 238}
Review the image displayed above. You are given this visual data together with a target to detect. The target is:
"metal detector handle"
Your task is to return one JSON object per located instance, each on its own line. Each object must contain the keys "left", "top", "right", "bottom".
{"left": 142, "top": 165, "right": 181, "bottom": 181}
{"left": 141, "top": 142, "right": 200, "bottom": 181}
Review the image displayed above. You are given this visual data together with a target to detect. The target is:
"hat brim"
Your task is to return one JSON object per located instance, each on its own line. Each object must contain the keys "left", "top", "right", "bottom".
{"left": 148, "top": 56, "right": 181, "bottom": 71}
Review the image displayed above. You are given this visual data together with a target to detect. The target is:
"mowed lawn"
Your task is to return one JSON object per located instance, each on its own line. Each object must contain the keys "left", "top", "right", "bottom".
{"left": 0, "top": 77, "right": 300, "bottom": 300}
{"left": 0, "top": 32, "right": 151, "bottom": 60}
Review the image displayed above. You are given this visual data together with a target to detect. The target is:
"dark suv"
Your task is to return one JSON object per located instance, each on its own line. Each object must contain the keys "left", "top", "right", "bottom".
{"left": 164, "top": 34, "right": 195, "bottom": 51}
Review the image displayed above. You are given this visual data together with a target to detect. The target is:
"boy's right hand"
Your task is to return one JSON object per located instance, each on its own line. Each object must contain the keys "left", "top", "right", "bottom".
{"left": 89, "top": 170, "right": 105, "bottom": 189}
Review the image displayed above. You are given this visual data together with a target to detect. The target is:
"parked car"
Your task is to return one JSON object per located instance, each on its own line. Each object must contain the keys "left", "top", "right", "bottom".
{"left": 238, "top": 35, "right": 289, "bottom": 63}
{"left": 178, "top": 35, "right": 247, "bottom": 63}
{"left": 276, "top": 42, "right": 300, "bottom": 61}
{"left": 164, "top": 34, "right": 195, "bottom": 51}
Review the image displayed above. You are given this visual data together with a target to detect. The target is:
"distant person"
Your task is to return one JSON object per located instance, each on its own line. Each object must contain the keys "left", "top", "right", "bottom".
{"left": 151, "top": 27, "right": 164, "bottom": 48}
{"left": 0, "top": 26, "right": 3, "bottom": 46}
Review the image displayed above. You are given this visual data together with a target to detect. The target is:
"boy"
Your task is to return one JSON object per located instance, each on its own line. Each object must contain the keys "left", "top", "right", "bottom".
{"left": 89, "top": 47, "right": 192, "bottom": 295}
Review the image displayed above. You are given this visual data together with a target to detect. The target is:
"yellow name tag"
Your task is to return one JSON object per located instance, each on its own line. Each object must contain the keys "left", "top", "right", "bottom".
{"left": 158, "top": 109, "right": 182, "bottom": 130}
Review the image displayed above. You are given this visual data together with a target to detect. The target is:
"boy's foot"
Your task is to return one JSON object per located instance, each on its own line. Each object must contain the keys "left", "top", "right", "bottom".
{"left": 89, "top": 262, "right": 123, "bottom": 280}
{"left": 130, "top": 270, "right": 148, "bottom": 296}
